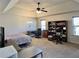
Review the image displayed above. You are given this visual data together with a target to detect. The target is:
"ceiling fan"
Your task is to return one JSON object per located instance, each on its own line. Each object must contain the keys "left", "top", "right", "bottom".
{"left": 36, "top": 2, "right": 48, "bottom": 13}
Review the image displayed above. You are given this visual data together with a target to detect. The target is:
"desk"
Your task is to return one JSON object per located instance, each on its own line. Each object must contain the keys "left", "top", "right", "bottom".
{"left": 0, "top": 45, "right": 17, "bottom": 58}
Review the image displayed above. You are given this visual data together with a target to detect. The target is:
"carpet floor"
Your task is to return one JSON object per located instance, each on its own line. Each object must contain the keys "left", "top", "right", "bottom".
{"left": 30, "top": 38, "right": 79, "bottom": 58}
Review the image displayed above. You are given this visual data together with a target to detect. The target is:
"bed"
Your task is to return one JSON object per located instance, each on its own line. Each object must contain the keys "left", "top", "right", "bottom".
{"left": 6, "top": 33, "right": 32, "bottom": 45}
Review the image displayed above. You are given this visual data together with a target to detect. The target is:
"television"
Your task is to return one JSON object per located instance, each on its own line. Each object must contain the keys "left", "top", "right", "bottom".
{"left": 0, "top": 27, "right": 5, "bottom": 48}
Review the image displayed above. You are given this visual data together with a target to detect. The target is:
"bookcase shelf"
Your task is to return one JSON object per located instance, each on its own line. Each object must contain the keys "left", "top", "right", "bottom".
{"left": 48, "top": 21, "right": 68, "bottom": 43}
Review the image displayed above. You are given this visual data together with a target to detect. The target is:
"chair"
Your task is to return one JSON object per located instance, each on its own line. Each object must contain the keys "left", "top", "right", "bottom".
{"left": 55, "top": 32, "right": 63, "bottom": 44}
{"left": 35, "top": 28, "right": 41, "bottom": 38}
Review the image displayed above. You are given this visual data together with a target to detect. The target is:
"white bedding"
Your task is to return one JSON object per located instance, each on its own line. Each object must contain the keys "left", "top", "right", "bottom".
{"left": 6, "top": 34, "right": 32, "bottom": 45}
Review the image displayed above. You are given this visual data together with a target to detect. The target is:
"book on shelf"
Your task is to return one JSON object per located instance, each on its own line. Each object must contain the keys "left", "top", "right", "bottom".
{"left": 48, "top": 21, "right": 67, "bottom": 42}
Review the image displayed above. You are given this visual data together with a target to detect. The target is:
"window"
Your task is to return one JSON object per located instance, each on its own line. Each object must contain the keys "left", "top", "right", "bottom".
{"left": 41, "top": 20, "right": 46, "bottom": 31}
{"left": 26, "top": 20, "right": 36, "bottom": 31}
{"left": 72, "top": 17, "right": 79, "bottom": 36}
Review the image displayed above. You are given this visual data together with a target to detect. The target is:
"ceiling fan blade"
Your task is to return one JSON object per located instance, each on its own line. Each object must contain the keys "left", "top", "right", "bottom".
{"left": 42, "top": 8, "right": 45, "bottom": 9}
{"left": 41, "top": 10, "right": 48, "bottom": 12}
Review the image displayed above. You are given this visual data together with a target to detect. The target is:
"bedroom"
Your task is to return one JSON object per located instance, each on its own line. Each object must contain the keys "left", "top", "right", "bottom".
{"left": 0, "top": 0, "right": 79, "bottom": 58}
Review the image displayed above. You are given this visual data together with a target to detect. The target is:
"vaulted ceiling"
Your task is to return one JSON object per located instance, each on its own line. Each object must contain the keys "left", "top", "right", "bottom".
{"left": 0, "top": 0, "right": 79, "bottom": 17}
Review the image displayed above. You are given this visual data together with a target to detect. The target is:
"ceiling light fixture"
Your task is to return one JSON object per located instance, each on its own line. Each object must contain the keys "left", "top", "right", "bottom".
{"left": 36, "top": 10, "right": 41, "bottom": 14}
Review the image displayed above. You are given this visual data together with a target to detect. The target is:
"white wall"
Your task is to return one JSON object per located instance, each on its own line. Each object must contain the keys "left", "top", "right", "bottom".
{"left": 0, "top": 13, "right": 36, "bottom": 37}
{"left": 42, "top": 12, "right": 79, "bottom": 44}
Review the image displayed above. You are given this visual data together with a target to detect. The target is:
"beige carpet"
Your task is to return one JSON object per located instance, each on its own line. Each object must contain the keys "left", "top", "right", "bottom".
{"left": 30, "top": 38, "right": 79, "bottom": 58}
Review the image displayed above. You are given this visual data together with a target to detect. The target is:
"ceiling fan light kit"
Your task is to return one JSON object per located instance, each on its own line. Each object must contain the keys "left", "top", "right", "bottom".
{"left": 36, "top": 10, "right": 41, "bottom": 14}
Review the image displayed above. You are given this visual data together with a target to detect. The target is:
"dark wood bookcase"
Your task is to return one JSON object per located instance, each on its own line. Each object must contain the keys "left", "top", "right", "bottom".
{"left": 48, "top": 21, "right": 68, "bottom": 42}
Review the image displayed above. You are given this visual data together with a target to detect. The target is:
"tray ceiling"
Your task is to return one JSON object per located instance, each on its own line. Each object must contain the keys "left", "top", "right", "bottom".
{"left": 1, "top": 0, "right": 79, "bottom": 17}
